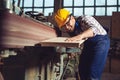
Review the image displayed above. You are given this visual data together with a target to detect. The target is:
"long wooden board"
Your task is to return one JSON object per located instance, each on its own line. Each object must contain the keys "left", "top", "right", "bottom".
{"left": 39, "top": 37, "right": 85, "bottom": 48}
{"left": 0, "top": 11, "right": 57, "bottom": 48}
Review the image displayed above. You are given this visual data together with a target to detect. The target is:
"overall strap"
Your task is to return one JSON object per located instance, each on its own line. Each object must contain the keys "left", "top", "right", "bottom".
{"left": 76, "top": 16, "right": 83, "bottom": 32}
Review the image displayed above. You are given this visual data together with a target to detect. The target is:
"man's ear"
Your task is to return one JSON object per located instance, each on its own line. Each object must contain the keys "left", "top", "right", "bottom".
{"left": 71, "top": 16, "right": 75, "bottom": 19}
{"left": 71, "top": 16, "right": 75, "bottom": 21}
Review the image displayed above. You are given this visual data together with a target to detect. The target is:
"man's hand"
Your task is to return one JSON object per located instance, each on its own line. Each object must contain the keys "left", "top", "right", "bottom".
{"left": 65, "top": 34, "right": 83, "bottom": 42}
{"left": 65, "top": 28, "right": 94, "bottom": 42}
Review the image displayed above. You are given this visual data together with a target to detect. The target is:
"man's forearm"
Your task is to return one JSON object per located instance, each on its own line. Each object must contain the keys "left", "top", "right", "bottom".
{"left": 80, "top": 28, "right": 94, "bottom": 39}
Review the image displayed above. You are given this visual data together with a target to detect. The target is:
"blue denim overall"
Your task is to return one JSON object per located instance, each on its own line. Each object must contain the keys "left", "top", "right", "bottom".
{"left": 69, "top": 21, "right": 110, "bottom": 80}
{"left": 79, "top": 35, "right": 110, "bottom": 80}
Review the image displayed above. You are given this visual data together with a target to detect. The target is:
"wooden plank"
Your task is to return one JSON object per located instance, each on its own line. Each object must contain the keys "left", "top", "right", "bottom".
{"left": 0, "top": 11, "right": 57, "bottom": 48}
{"left": 111, "top": 12, "right": 120, "bottom": 40}
{"left": 39, "top": 37, "right": 85, "bottom": 48}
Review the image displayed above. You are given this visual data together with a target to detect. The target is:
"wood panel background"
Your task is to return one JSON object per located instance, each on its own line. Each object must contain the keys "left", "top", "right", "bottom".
{"left": 111, "top": 12, "right": 120, "bottom": 40}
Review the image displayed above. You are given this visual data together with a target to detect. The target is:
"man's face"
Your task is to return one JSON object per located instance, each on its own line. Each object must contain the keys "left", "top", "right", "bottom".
{"left": 60, "top": 15, "right": 75, "bottom": 32}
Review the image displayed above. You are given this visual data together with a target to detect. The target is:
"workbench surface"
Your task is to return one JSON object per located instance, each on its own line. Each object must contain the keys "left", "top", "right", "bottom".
{"left": 39, "top": 37, "right": 85, "bottom": 48}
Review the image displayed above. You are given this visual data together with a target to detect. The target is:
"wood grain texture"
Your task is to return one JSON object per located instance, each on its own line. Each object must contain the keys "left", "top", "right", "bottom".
{"left": 0, "top": 11, "right": 57, "bottom": 48}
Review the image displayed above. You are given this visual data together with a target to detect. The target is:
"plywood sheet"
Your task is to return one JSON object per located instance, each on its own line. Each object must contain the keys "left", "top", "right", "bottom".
{"left": 39, "top": 37, "right": 85, "bottom": 47}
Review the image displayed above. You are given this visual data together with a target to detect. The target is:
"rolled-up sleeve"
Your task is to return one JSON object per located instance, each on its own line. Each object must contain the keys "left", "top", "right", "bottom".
{"left": 81, "top": 15, "right": 107, "bottom": 36}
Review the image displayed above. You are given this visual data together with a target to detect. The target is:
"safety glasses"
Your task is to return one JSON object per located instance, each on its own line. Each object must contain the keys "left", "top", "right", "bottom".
{"left": 60, "top": 14, "right": 72, "bottom": 32}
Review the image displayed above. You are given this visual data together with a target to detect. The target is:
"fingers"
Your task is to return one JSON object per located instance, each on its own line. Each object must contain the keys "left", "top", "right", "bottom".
{"left": 65, "top": 38, "right": 74, "bottom": 42}
{"left": 65, "top": 37, "right": 77, "bottom": 42}
{"left": 65, "top": 38, "right": 81, "bottom": 42}
{"left": 65, "top": 35, "right": 83, "bottom": 42}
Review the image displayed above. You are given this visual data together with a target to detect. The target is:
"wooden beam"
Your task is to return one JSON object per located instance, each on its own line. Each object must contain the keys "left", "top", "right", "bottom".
{"left": 0, "top": 11, "right": 57, "bottom": 48}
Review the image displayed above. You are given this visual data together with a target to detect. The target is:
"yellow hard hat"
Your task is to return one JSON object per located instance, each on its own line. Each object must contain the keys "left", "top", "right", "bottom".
{"left": 54, "top": 8, "right": 70, "bottom": 28}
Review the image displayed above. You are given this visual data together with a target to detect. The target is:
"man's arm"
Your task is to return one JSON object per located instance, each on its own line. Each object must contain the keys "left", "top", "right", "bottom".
{"left": 65, "top": 28, "right": 94, "bottom": 42}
